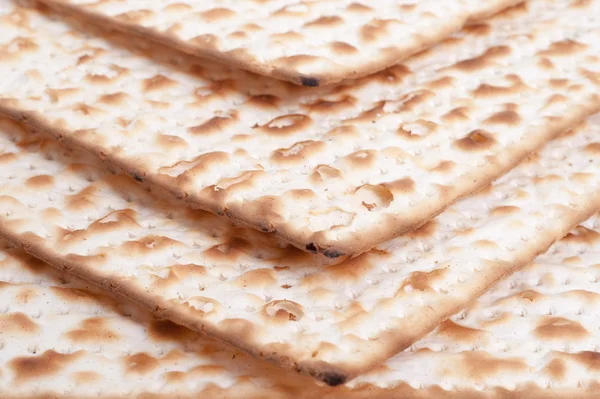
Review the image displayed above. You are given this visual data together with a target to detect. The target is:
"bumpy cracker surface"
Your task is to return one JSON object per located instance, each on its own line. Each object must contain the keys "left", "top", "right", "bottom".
{"left": 35, "top": 0, "right": 522, "bottom": 86}
{"left": 0, "top": 102, "right": 600, "bottom": 383}
{"left": 2, "top": 0, "right": 600, "bottom": 257}
{"left": 0, "top": 242, "right": 302, "bottom": 399}
{"left": 3, "top": 178, "right": 600, "bottom": 398}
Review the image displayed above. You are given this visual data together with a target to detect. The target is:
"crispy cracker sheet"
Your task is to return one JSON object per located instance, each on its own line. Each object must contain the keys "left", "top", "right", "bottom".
{"left": 2, "top": 0, "right": 600, "bottom": 257}
{"left": 2, "top": 189, "right": 600, "bottom": 398}
{"left": 35, "top": 0, "right": 522, "bottom": 86}
{"left": 0, "top": 103, "right": 599, "bottom": 384}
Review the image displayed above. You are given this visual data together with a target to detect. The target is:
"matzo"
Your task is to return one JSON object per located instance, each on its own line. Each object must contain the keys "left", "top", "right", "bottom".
{"left": 0, "top": 108, "right": 599, "bottom": 384}
{"left": 35, "top": 0, "right": 522, "bottom": 86}
{"left": 2, "top": 182, "right": 600, "bottom": 398}
{"left": 2, "top": 0, "right": 600, "bottom": 257}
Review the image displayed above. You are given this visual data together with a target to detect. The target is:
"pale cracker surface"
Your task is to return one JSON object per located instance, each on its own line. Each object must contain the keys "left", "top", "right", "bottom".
{"left": 0, "top": 103, "right": 599, "bottom": 383}
{"left": 2, "top": 157, "right": 600, "bottom": 398}
{"left": 36, "top": 0, "right": 522, "bottom": 86}
{"left": 2, "top": 0, "right": 600, "bottom": 257}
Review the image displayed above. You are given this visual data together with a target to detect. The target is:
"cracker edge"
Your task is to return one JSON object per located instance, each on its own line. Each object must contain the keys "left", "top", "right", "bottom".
{"left": 36, "top": 0, "right": 524, "bottom": 87}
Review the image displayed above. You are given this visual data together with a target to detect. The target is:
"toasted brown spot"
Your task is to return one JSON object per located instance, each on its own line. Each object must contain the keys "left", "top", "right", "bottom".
{"left": 355, "top": 184, "right": 394, "bottom": 211}
{"left": 343, "top": 149, "right": 377, "bottom": 169}
{"left": 571, "top": 0, "right": 594, "bottom": 9}
{"left": 581, "top": 68, "right": 600, "bottom": 86}
{"left": 347, "top": 2, "right": 372, "bottom": 12}
{"left": 562, "top": 226, "right": 600, "bottom": 244}
{"left": 462, "top": 23, "right": 492, "bottom": 36}
{"left": 490, "top": 206, "right": 520, "bottom": 217}
{"left": 97, "top": 93, "right": 129, "bottom": 107}
{"left": 407, "top": 221, "right": 438, "bottom": 239}
{"left": 156, "top": 134, "right": 188, "bottom": 150}
{"left": 442, "top": 107, "right": 470, "bottom": 124}
{"left": 483, "top": 110, "right": 522, "bottom": 126}
{"left": 403, "top": 268, "right": 447, "bottom": 292}
{"left": 398, "top": 119, "right": 437, "bottom": 140}
{"left": 360, "top": 19, "right": 395, "bottom": 43}
{"left": 50, "top": 287, "right": 110, "bottom": 307}
{"left": 437, "top": 320, "right": 484, "bottom": 342}
{"left": 25, "top": 174, "right": 54, "bottom": 189}
{"left": 73, "top": 103, "right": 104, "bottom": 117}
{"left": 310, "top": 164, "right": 342, "bottom": 184}
{"left": 16, "top": 288, "right": 37, "bottom": 304}
{"left": 85, "top": 73, "right": 117, "bottom": 85}
{"left": 165, "top": 152, "right": 230, "bottom": 183}
{"left": 164, "top": 3, "right": 191, "bottom": 12}
{"left": 10, "top": 350, "right": 82, "bottom": 382}
{"left": 242, "top": 23, "right": 262, "bottom": 32}
{"left": 270, "top": 31, "right": 303, "bottom": 42}
{"left": 308, "top": 96, "right": 356, "bottom": 114}
{"left": 125, "top": 353, "right": 159, "bottom": 374}
{"left": 235, "top": 268, "right": 277, "bottom": 289}
{"left": 539, "top": 40, "right": 587, "bottom": 56}
{"left": 538, "top": 57, "right": 555, "bottom": 70}
{"left": 226, "top": 30, "right": 246, "bottom": 40}
{"left": 0, "top": 312, "right": 39, "bottom": 334}
{"left": 542, "top": 358, "right": 567, "bottom": 381}
{"left": 45, "top": 88, "right": 80, "bottom": 103}
{"left": 450, "top": 352, "right": 528, "bottom": 381}
{"left": 73, "top": 371, "right": 101, "bottom": 384}
{"left": 259, "top": 114, "right": 311, "bottom": 136}
{"left": 475, "top": 240, "right": 500, "bottom": 251}
{"left": 473, "top": 75, "right": 528, "bottom": 98}
{"left": 164, "top": 370, "right": 186, "bottom": 383}
{"left": 0, "top": 152, "right": 16, "bottom": 164}
{"left": 245, "top": 94, "right": 281, "bottom": 111}
{"left": 304, "top": 16, "right": 343, "bottom": 28}
{"left": 382, "top": 178, "right": 415, "bottom": 195}
{"left": 430, "top": 160, "right": 456, "bottom": 174}
{"left": 454, "top": 46, "right": 511, "bottom": 72}
{"left": 548, "top": 79, "right": 570, "bottom": 89}
{"left": 263, "top": 300, "right": 304, "bottom": 322}
{"left": 345, "top": 103, "right": 385, "bottom": 124}
{"left": 391, "top": 90, "right": 435, "bottom": 113}
{"left": 188, "top": 115, "right": 235, "bottom": 135}
{"left": 271, "top": 140, "right": 325, "bottom": 165}
{"left": 426, "top": 76, "right": 455, "bottom": 90}
{"left": 534, "top": 317, "right": 589, "bottom": 340}
{"left": 543, "top": 94, "right": 569, "bottom": 110}
{"left": 370, "top": 65, "right": 412, "bottom": 86}
{"left": 142, "top": 75, "right": 177, "bottom": 92}
{"left": 317, "top": 253, "right": 381, "bottom": 285}
{"left": 116, "top": 9, "right": 153, "bottom": 23}
{"left": 454, "top": 130, "right": 496, "bottom": 152}
{"left": 199, "top": 7, "right": 235, "bottom": 21}
{"left": 121, "top": 235, "right": 182, "bottom": 256}
{"left": 65, "top": 317, "right": 120, "bottom": 343}
{"left": 148, "top": 319, "right": 196, "bottom": 342}
{"left": 203, "top": 236, "right": 253, "bottom": 261}
{"left": 584, "top": 143, "right": 600, "bottom": 155}
{"left": 564, "top": 351, "right": 600, "bottom": 371}
{"left": 2, "top": 37, "right": 38, "bottom": 54}
{"left": 330, "top": 41, "right": 358, "bottom": 55}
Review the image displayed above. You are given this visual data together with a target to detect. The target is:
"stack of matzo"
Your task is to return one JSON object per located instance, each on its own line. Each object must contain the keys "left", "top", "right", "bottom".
{"left": 0, "top": 0, "right": 599, "bottom": 396}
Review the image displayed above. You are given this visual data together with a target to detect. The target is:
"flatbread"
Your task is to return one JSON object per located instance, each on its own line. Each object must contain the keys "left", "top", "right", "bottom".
{"left": 0, "top": 101, "right": 599, "bottom": 385}
{"left": 2, "top": 0, "right": 600, "bottom": 257}
{"left": 35, "top": 0, "right": 522, "bottom": 86}
{"left": 2, "top": 194, "right": 600, "bottom": 398}
{"left": 0, "top": 241, "right": 307, "bottom": 399}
